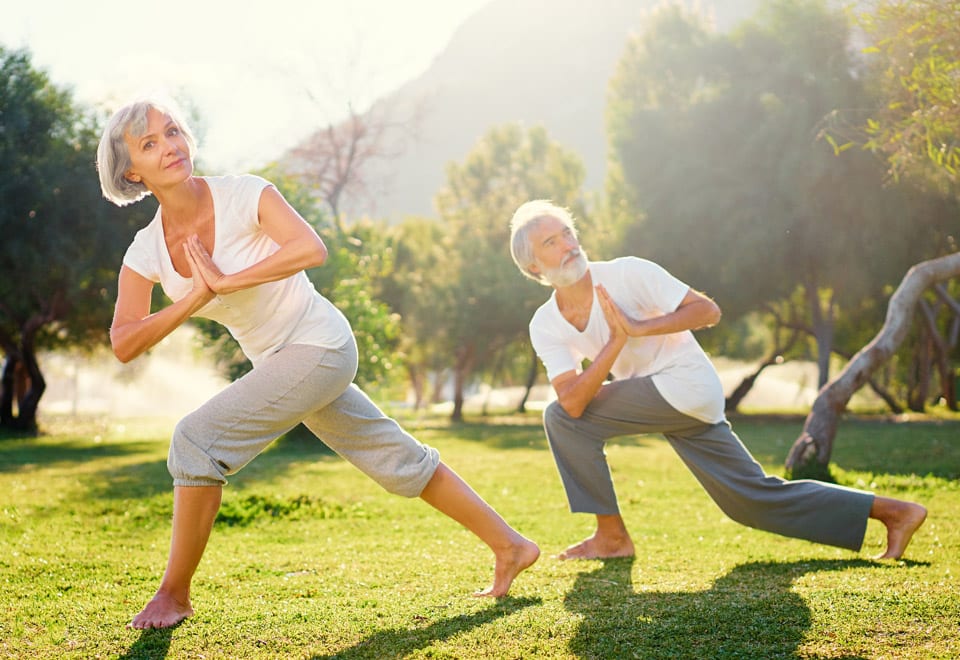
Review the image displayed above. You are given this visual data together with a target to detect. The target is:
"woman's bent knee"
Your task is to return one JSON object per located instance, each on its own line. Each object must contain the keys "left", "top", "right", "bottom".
{"left": 167, "top": 416, "right": 228, "bottom": 486}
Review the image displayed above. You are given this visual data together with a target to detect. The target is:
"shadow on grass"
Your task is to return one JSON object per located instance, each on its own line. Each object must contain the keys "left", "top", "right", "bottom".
{"left": 81, "top": 424, "right": 345, "bottom": 502}
{"left": 118, "top": 626, "right": 174, "bottom": 660}
{"left": 564, "top": 557, "right": 880, "bottom": 659}
{"left": 309, "top": 596, "right": 541, "bottom": 659}
{"left": 0, "top": 438, "right": 153, "bottom": 473}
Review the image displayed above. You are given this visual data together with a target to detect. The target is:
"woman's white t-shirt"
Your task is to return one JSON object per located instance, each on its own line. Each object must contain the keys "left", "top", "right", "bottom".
{"left": 121, "top": 174, "right": 352, "bottom": 367}
{"left": 528, "top": 257, "right": 725, "bottom": 424}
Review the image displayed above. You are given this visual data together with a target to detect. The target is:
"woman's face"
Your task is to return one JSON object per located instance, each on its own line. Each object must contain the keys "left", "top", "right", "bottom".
{"left": 123, "top": 107, "right": 193, "bottom": 190}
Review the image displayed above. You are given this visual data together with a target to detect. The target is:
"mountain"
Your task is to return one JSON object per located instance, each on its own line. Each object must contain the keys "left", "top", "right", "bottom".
{"left": 294, "top": 0, "right": 761, "bottom": 221}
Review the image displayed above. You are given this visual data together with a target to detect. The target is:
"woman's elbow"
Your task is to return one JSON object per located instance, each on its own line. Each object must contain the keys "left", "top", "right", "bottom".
{"left": 110, "top": 331, "right": 137, "bottom": 364}
{"left": 112, "top": 345, "right": 135, "bottom": 364}
{"left": 307, "top": 237, "right": 328, "bottom": 269}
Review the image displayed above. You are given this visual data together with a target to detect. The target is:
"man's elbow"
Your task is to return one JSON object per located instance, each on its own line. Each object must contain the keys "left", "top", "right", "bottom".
{"left": 707, "top": 303, "right": 722, "bottom": 326}
{"left": 558, "top": 398, "right": 586, "bottom": 419}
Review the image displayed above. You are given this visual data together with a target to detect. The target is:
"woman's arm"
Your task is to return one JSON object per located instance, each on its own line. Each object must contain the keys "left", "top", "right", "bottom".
{"left": 185, "top": 186, "right": 327, "bottom": 295}
{"left": 110, "top": 261, "right": 215, "bottom": 363}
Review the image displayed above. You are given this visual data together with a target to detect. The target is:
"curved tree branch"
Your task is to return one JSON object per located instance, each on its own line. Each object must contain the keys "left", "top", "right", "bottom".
{"left": 785, "top": 252, "right": 960, "bottom": 475}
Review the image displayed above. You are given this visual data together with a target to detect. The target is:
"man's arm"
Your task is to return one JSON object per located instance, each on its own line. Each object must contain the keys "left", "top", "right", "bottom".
{"left": 602, "top": 285, "right": 721, "bottom": 338}
{"left": 552, "top": 286, "right": 720, "bottom": 419}
{"left": 551, "top": 285, "right": 629, "bottom": 418}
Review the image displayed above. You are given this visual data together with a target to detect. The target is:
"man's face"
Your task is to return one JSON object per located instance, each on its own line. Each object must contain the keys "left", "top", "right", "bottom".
{"left": 528, "top": 216, "right": 588, "bottom": 288}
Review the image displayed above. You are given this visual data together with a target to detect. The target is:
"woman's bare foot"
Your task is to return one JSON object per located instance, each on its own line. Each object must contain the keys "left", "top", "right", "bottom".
{"left": 872, "top": 499, "right": 927, "bottom": 560}
{"left": 127, "top": 591, "right": 194, "bottom": 630}
{"left": 557, "top": 532, "right": 635, "bottom": 560}
{"left": 475, "top": 536, "right": 541, "bottom": 598}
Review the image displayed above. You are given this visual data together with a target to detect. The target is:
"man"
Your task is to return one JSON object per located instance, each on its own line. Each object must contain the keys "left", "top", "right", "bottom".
{"left": 509, "top": 199, "right": 927, "bottom": 561}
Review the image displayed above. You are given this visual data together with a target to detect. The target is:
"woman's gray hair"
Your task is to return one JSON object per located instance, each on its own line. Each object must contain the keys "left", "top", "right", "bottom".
{"left": 96, "top": 97, "right": 197, "bottom": 207}
{"left": 509, "top": 200, "right": 578, "bottom": 285}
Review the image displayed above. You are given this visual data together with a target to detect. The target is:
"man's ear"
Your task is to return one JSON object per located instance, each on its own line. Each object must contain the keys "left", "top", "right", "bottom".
{"left": 527, "top": 262, "right": 542, "bottom": 277}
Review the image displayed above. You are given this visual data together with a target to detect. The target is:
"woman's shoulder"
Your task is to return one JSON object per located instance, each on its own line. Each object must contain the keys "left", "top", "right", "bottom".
{"left": 203, "top": 173, "right": 271, "bottom": 193}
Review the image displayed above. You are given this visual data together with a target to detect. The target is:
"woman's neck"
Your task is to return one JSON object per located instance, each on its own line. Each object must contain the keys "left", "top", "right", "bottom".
{"left": 157, "top": 176, "right": 207, "bottom": 228}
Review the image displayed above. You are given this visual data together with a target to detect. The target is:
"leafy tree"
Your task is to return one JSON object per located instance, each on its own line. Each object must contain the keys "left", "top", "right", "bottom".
{"left": 0, "top": 47, "right": 151, "bottom": 433}
{"left": 435, "top": 123, "right": 586, "bottom": 421}
{"left": 606, "top": 0, "right": 940, "bottom": 391}
{"left": 784, "top": 0, "right": 960, "bottom": 476}
{"left": 857, "top": 0, "right": 960, "bottom": 188}
{"left": 379, "top": 216, "right": 456, "bottom": 409}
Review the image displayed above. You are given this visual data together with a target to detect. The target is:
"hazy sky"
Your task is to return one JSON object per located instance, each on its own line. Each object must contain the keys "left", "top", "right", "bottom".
{"left": 1, "top": 0, "right": 488, "bottom": 171}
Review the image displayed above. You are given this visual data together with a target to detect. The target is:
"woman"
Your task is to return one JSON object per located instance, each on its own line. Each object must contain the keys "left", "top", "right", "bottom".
{"left": 97, "top": 98, "right": 539, "bottom": 630}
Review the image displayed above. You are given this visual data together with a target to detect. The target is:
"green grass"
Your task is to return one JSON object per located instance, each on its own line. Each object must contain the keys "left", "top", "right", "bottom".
{"left": 1, "top": 412, "right": 958, "bottom": 659}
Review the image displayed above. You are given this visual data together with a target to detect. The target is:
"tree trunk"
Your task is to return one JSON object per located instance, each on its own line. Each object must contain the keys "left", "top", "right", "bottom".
{"left": 805, "top": 284, "right": 835, "bottom": 389}
{"left": 919, "top": 298, "right": 957, "bottom": 410}
{"left": 725, "top": 362, "right": 772, "bottom": 413}
{"left": 0, "top": 354, "right": 18, "bottom": 427}
{"left": 16, "top": 343, "right": 43, "bottom": 434}
{"left": 725, "top": 328, "right": 800, "bottom": 413}
{"left": 407, "top": 364, "right": 425, "bottom": 410}
{"left": 451, "top": 344, "right": 475, "bottom": 423}
{"left": 784, "top": 252, "right": 960, "bottom": 478}
{"left": 516, "top": 345, "right": 539, "bottom": 414}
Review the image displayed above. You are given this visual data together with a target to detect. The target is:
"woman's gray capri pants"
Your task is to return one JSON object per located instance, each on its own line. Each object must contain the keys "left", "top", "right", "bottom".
{"left": 167, "top": 339, "right": 439, "bottom": 497}
{"left": 543, "top": 376, "right": 875, "bottom": 551}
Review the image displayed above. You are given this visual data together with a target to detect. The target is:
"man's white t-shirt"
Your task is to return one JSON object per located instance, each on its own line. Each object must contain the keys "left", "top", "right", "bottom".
{"left": 121, "top": 174, "right": 352, "bottom": 367}
{"left": 529, "top": 257, "right": 725, "bottom": 424}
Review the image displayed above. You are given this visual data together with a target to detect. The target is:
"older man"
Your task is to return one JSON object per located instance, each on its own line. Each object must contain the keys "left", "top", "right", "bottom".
{"left": 509, "top": 199, "right": 927, "bottom": 561}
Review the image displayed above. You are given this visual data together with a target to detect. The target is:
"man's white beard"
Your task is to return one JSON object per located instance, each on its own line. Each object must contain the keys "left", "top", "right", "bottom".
{"left": 541, "top": 249, "right": 589, "bottom": 288}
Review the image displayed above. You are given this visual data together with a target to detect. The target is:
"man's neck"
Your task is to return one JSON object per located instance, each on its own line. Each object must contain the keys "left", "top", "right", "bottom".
{"left": 555, "top": 269, "right": 593, "bottom": 309}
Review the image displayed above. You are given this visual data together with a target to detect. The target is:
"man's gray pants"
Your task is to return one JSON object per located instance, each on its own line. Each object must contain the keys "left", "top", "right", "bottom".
{"left": 543, "top": 376, "right": 874, "bottom": 551}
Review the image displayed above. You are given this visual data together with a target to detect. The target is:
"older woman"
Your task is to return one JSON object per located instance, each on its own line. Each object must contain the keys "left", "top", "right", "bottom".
{"left": 98, "top": 98, "right": 538, "bottom": 630}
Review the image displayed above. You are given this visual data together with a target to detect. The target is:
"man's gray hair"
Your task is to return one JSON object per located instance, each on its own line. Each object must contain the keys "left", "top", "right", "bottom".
{"left": 509, "top": 200, "right": 578, "bottom": 285}
{"left": 96, "top": 96, "right": 197, "bottom": 207}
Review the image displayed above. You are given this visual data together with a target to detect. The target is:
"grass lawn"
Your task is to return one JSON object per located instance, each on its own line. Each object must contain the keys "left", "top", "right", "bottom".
{"left": 1, "top": 411, "right": 958, "bottom": 659}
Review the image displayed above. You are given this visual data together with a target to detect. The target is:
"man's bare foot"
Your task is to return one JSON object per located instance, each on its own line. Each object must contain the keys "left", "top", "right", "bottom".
{"left": 127, "top": 591, "right": 194, "bottom": 629}
{"left": 557, "top": 533, "right": 635, "bottom": 560}
{"left": 874, "top": 501, "right": 927, "bottom": 560}
{"left": 474, "top": 536, "right": 540, "bottom": 598}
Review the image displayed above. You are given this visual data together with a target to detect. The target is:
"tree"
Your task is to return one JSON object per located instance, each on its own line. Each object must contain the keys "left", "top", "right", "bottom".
{"left": 435, "top": 123, "right": 586, "bottom": 421}
{"left": 606, "top": 0, "right": 943, "bottom": 393}
{"left": 0, "top": 47, "right": 151, "bottom": 433}
{"left": 378, "top": 217, "right": 457, "bottom": 410}
{"left": 286, "top": 98, "right": 422, "bottom": 232}
{"left": 786, "top": 252, "right": 960, "bottom": 478}
{"left": 857, "top": 0, "right": 960, "bottom": 188}
{"left": 785, "top": 0, "right": 960, "bottom": 476}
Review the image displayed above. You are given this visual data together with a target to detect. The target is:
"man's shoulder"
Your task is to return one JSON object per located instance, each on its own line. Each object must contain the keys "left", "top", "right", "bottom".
{"left": 591, "top": 256, "right": 663, "bottom": 278}
{"left": 530, "top": 293, "right": 561, "bottom": 329}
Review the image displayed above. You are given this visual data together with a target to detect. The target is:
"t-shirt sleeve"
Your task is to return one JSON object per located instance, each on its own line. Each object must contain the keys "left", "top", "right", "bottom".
{"left": 530, "top": 312, "right": 580, "bottom": 382}
{"left": 621, "top": 257, "right": 690, "bottom": 314}
{"left": 233, "top": 174, "right": 273, "bottom": 231}
{"left": 121, "top": 226, "right": 161, "bottom": 283}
